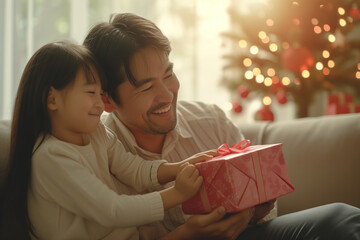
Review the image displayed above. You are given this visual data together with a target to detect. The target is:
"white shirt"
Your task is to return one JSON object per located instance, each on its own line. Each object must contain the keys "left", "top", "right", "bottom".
{"left": 28, "top": 123, "right": 166, "bottom": 240}
{"left": 102, "top": 101, "right": 244, "bottom": 239}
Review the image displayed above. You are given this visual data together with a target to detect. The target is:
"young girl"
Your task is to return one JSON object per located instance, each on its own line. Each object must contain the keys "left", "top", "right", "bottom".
{"left": 0, "top": 41, "right": 213, "bottom": 239}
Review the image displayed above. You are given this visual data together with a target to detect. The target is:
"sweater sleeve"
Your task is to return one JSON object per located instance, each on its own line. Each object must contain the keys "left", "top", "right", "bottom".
{"left": 103, "top": 126, "right": 167, "bottom": 192}
{"left": 32, "top": 144, "right": 165, "bottom": 228}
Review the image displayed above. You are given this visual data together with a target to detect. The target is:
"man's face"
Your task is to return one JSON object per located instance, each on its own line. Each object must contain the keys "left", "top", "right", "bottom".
{"left": 113, "top": 46, "right": 180, "bottom": 136}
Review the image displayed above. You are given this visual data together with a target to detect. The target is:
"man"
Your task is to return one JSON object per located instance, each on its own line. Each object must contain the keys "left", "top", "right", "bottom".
{"left": 84, "top": 13, "right": 360, "bottom": 240}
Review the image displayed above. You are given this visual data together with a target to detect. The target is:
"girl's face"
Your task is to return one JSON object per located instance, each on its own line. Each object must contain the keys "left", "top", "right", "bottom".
{"left": 47, "top": 68, "right": 104, "bottom": 145}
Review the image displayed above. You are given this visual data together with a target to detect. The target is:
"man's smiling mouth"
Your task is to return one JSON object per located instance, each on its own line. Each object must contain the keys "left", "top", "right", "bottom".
{"left": 152, "top": 104, "right": 171, "bottom": 114}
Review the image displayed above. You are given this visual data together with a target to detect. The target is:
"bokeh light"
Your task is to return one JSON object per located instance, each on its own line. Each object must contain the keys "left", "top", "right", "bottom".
{"left": 263, "top": 96, "right": 272, "bottom": 105}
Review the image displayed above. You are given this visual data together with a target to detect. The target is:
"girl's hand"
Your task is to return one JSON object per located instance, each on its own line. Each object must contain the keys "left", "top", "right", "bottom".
{"left": 181, "top": 149, "right": 218, "bottom": 165}
{"left": 174, "top": 163, "right": 203, "bottom": 201}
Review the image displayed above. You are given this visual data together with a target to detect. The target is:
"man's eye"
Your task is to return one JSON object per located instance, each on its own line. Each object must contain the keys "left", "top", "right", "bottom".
{"left": 141, "top": 86, "right": 152, "bottom": 92}
{"left": 87, "top": 91, "right": 96, "bottom": 94}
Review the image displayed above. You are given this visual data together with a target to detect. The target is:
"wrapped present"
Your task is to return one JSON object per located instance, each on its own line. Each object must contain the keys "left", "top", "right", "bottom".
{"left": 325, "top": 93, "right": 360, "bottom": 115}
{"left": 182, "top": 140, "right": 295, "bottom": 214}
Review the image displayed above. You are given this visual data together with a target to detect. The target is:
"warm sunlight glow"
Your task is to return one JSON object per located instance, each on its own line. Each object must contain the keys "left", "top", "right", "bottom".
{"left": 263, "top": 96, "right": 272, "bottom": 105}
{"left": 238, "top": 40, "right": 247, "bottom": 48}
{"left": 281, "top": 77, "right": 291, "bottom": 86}
{"left": 250, "top": 45, "right": 259, "bottom": 55}
{"left": 316, "top": 62, "right": 324, "bottom": 70}
{"left": 322, "top": 50, "right": 330, "bottom": 58}
{"left": 224, "top": 102, "right": 233, "bottom": 111}
{"left": 301, "top": 70, "right": 310, "bottom": 78}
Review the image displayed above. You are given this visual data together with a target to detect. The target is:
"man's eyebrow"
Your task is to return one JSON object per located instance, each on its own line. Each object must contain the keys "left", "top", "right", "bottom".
{"left": 135, "top": 62, "right": 174, "bottom": 88}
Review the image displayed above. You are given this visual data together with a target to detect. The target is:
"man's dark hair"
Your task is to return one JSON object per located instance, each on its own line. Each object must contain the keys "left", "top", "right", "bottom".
{"left": 84, "top": 13, "right": 171, "bottom": 103}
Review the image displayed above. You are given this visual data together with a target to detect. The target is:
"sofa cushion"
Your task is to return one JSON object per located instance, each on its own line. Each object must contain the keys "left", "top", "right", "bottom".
{"left": 240, "top": 114, "right": 360, "bottom": 215}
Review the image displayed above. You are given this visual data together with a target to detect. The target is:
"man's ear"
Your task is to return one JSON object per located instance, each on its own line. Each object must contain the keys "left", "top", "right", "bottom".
{"left": 102, "top": 93, "right": 116, "bottom": 113}
{"left": 47, "top": 86, "right": 58, "bottom": 111}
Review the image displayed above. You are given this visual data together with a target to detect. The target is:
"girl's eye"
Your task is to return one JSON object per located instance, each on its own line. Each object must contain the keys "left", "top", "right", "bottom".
{"left": 88, "top": 91, "right": 95, "bottom": 94}
{"left": 165, "top": 72, "right": 173, "bottom": 79}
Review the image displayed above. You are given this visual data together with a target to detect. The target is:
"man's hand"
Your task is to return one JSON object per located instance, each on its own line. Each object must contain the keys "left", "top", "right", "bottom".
{"left": 183, "top": 206, "right": 254, "bottom": 240}
{"left": 251, "top": 199, "right": 276, "bottom": 224}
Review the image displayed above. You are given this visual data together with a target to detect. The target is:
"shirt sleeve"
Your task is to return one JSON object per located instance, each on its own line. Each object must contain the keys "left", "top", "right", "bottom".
{"left": 211, "top": 103, "right": 245, "bottom": 145}
{"left": 103, "top": 126, "right": 167, "bottom": 192}
{"left": 32, "top": 145, "right": 165, "bottom": 228}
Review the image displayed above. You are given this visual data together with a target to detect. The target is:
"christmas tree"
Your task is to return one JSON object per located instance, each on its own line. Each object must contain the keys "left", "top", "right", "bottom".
{"left": 221, "top": 0, "right": 360, "bottom": 119}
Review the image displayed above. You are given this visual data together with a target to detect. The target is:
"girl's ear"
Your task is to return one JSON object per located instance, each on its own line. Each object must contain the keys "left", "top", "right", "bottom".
{"left": 102, "top": 93, "right": 116, "bottom": 113}
{"left": 47, "top": 86, "right": 58, "bottom": 111}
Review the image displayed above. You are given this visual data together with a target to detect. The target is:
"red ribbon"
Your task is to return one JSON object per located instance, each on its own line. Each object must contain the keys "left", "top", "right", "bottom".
{"left": 217, "top": 140, "right": 251, "bottom": 155}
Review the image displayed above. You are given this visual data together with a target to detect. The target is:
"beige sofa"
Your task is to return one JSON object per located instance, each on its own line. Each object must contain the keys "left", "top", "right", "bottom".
{"left": 1, "top": 113, "right": 360, "bottom": 216}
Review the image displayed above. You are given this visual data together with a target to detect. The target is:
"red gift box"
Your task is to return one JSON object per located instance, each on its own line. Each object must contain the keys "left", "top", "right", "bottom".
{"left": 182, "top": 141, "right": 295, "bottom": 214}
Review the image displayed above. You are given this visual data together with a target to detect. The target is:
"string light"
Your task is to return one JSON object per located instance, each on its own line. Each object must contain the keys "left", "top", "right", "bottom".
{"left": 294, "top": 78, "right": 301, "bottom": 85}
{"left": 264, "top": 77, "right": 272, "bottom": 86}
{"left": 293, "top": 18, "right": 300, "bottom": 26}
{"left": 252, "top": 67, "right": 261, "bottom": 76}
{"left": 323, "top": 24, "right": 331, "bottom": 31}
{"left": 328, "top": 34, "right": 336, "bottom": 43}
{"left": 356, "top": 72, "right": 360, "bottom": 79}
{"left": 314, "top": 26, "right": 322, "bottom": 34}
{"left": 301, "top": 70, "right": 310, "bottom": 78}
{"left": 323, "top": 67, "right": 330, "bottom": 75}
{"left": 358, "top": 63, "right": 360, "bottom": 70}
{"left": 238, "top": 40, "right": 247, "bottom": 48}
{"left": 328, "top": 60, "right": 335, "bottom": 68}
{"left": 258, "top": 31, "right": 267, "bottom": 39}
{"left": 245, "top": 70, "right": 254, "bottom": 79}
{"left": 282, "top": 77, "right": 291, "bottom": 85}
{"left": 269, "top": 43, "right": 278, "bottom": 52}
{"left": 256, "top": 74, "right": 265, "bottom": 83}
{"left": 338, "top": 7, "right": 345, "bottom": 15}
{"left": 316, "top": 62, "right": 324, "bottom": 70}
{"left": 272, "top": 76, "right": 280, "bottom": 84}
{"left": 267, "top": 68, "right": 276, "bottom": 77}
{"left": 250, "top": 46, "right": 259, "bottom": 55}
{"left": 282, "top": 42, "right": 290, "bottom": 49}
{"left": 311, "top": 18, "right": 319, "bottom": 25}
{"left": 339, "top": 18, "right": 347, "bottom": 27}
{"left": 322, "top": 50, "right": 330, "bottom": 58}
{"left": 263, "top": 96, "right": 272, "bottom": 105}
{"left": 262, "top": 36, "right": 270, "bottom": 44}
{"left": 224, "top": 102, "right": 233, "bottom": 111}
{"left": 266, "top": 19, "right": 274, "bottom": 26}
{"left": 243, "top": 58, "right": 252, "bottom": 67}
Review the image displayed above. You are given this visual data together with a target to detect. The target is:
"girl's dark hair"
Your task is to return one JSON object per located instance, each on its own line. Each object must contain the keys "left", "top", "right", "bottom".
{"left": 83, "top": 13, "right": 171, "bottom": 104}
{"left": 0, "top": 41, "right": 106, "bottom": 239}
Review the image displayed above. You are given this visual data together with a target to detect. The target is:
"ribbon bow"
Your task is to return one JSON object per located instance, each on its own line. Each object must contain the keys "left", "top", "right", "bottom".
{"left": 217, "top": 140, "right": 251, "bottom": 155}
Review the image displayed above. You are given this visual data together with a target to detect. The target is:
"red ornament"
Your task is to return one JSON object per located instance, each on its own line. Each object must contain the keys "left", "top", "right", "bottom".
{"left": 350, "top": 7, "right": 360, "bottom": 19}
{"left": 237, "top": 85, "right": 249, "bottom": 98}
{"left": 232, "top": 102, "right": 243, "bottom": 113}
{"left": 282, "top": 46, "right": 315, "bottom": 74}
{"left": 254, "top": 106, "right": 274, "bottom": 121}
{"left": 276, "top": 91, "right": 287, "bottom": 104}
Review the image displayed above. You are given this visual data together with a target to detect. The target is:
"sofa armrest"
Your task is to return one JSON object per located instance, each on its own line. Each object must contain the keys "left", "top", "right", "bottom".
{"left": 238, "top": 114, "right": 360, "bottom": 215}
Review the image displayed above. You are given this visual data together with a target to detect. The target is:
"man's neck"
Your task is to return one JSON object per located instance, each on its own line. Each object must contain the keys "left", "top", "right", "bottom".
{"left": 131, "top": 129, "right": 166, "bottom": 154}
